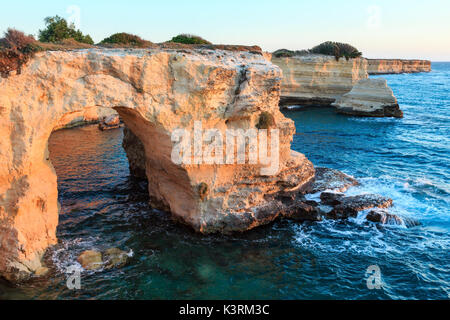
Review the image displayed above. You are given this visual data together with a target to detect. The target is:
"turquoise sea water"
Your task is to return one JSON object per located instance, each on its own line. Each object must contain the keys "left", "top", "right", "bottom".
{"left": 1, "top": 63, "right": 449, "bottom": 300}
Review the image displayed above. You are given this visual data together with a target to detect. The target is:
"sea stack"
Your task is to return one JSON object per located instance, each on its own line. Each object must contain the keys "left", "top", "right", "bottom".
{"left": 332, "top": 78, "right": 403, "bottom": 118}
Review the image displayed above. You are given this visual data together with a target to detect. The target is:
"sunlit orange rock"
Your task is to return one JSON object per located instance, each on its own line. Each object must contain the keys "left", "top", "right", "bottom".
{"left": 0, "top": 48, "right": 315, "bottom": 281}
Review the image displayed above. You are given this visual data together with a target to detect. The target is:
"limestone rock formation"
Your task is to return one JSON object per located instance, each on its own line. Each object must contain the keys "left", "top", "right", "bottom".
{"left": 367, "top": 59, "right": 431, "bottom": 75}
{"left": 308, "top": 167, "right": 359, "bottom": 193}
{"left": 332, "top": 79, "right": 403, "bottom": 118}
{"left": 53, "top": 106, "right": 118, "bottom": 131}
{"left": 99, "top": 114, "right": 121, "bottom": 131}
{"left": 0, "top": 48, "right": 315, "bottom": 281}
{"left": 271, "top": 54, "right": 368, "bottom": 107}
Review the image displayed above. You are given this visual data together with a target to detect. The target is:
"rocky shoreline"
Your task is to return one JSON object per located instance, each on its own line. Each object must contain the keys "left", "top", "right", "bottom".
{"left": 0, "top": 46, "right": 419, "bottom": 283}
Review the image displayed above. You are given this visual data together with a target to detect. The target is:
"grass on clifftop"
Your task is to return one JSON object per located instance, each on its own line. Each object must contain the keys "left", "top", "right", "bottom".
{"left": 273, "top": 41, "right": 363, "bottom": 61}
{"left": 168, "top": 34, "right": 212, "bottom": 45}
{"left": 99, "top": 33, "right": 153, "bottom": 48}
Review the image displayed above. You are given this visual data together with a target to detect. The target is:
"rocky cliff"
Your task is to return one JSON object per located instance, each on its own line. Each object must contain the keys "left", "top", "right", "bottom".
{"left": 53, "top": 106, "right": 118, "bottom": 130}
{"left": 0, "top": 48, "right": 315, "bottom": 281}
{"left": 271, "top": 54, "right": 368, "bottom": 106}
{"left": 332, "top": 79, "right": 403, "bottom": 118}
{"left": 367, "top": 59, "right": 431, "bottom": 75}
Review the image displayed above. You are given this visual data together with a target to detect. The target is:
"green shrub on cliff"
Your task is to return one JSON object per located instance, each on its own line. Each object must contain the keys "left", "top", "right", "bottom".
{"left": 38, "top": 16, "right": 93, "bottom": 44}
{"left": 0, "top": 29, "right": 40, "bottom": 78}
{"left": 273, "top": 49, "right": 310, "bottom": 58}
{"left": 169, "top": 34, "right": 211, "bottom": 45}
{"left": 310, "top": 41, "right": 362, "bottom": 61}
{"left": 99, "top": 33, "right": 152, "bottom": 47}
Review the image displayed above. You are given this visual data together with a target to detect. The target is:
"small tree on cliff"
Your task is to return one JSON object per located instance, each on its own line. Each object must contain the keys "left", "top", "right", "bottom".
{"left": 310, "top": 41, "right": 362, "bottom": 61}
{"left": 38, "top": 16, "right": 94, "bottom": 44}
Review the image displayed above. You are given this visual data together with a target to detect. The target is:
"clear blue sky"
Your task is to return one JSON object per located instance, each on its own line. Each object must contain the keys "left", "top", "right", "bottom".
{"left": 1, "top": 0, "right": 449, "bottom": 60}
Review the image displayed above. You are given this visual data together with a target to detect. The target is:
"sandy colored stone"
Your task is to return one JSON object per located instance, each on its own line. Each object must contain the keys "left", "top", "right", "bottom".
{"left": 103, "top": 248, "right": 129, "bottom": 269}
{"left": 0, "top": 48, "right": 315, "bottom": 281}
{"left": 332, "top": 79, "right": 403, "bottom": 118}
{"left": 272, "top": 54, "right": 368, "bottom": 106}
{"left": 34, "top": 266, "right": 49, "bottom": 277}
{"left": 53, "top": 106, "right": 118, "bottom": 131}
{"left": 77, "top": 250, "right": 103, "bottom": 270}
{"left": 367, "top": 59, "right": 431, "bottom": 75}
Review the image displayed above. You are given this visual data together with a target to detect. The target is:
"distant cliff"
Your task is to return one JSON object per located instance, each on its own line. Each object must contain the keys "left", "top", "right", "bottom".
{"left": 271, "top": 54, "right": 368, "bottom": 106}
{"left": 367, "top": 59, "right": 431, "bottom": 75}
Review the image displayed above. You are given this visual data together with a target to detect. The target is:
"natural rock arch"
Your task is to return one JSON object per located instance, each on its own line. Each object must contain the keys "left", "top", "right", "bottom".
{"left": 0, "top": 48, "right": 315, "bottom": 281}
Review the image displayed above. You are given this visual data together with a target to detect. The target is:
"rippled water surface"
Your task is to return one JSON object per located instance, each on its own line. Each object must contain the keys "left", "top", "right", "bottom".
{"left": 1, "top": 63, "right": 449, "bottom": 300}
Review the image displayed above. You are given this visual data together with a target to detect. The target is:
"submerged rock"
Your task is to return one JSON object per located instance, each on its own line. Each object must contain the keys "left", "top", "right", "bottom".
{"left": 326, "top": 194, "right": 393, "bottom": 220}
{"left": 309, "top": 167, "right": 359, "bottom": 193}
{"left": 366, "top": 209, "right": 420, "bottom": 227}
{"left": 333, "top": 79, "right": 403, "bottom": 118}
{"left": 77, "top": 250, "right": 103, "bottom": 270}
{"left": 103, "top": 248, "right": 130, "bottom": 269}
{"left": 366, "top": 209, "right": 403, "bottom": 225}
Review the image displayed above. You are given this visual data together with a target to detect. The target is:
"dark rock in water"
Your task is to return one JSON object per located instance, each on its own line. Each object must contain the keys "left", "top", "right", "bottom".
{"left": 103, "top": 248, "right": 130, "bottom": 269}
{"left": 326, "top": 194, "right": 393, "bottom": 220}
{"left": 272, "top": 192, "right": 323, "bottom": 222}
{"left": 366, "top": 210, "right": 420, "bottom": 227}
{"left": 99, "top": 115, "right": 121, "bottom": 131}
{"left": 284, "top": 202, "right": 323, "bottom": 222}
{"left": 320, "top": 191, "right": 345, "bottom": 205}
{"left": 309, "top": 167, "right": 359, "bottom": 193}
{"left": 366, "top": 209, "right": 403, "bottom": 224}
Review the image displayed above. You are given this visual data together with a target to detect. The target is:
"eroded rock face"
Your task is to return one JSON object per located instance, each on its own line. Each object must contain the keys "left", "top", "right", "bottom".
{"left": 332, "top": 79, "right": 403, "bottom": 118}
{"left": 367, "top": 59, "right": 431, "bottom": 75}
{"left": 53, "top": 106, "right": 118, "bottom": 131}
{"left": 271, "top": 54, "right": 368, "bottom": 107}
{"left": 308, "top": 167, "right": 359, "bottom": 193}
{"left": 0, "top": 48, "right": 315, "bottom": 281}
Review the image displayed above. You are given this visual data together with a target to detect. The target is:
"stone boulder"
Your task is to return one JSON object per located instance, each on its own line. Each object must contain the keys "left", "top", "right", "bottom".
{"left": 332, "top": 79, "right": 403, "bottom": 118}
{"left": 77, "top": 250, "right": 103, "bottom": 271}
{"left": 366, "top": 209, "right": 420, "bottom": 227}
{"left": 326, "top": 194, "right": 393, "bottom": 219}
{"left": 103, "top": 248, "right": 130, "bottom": 269}
{"left": 309, "top": 167, "right": 359, "bottom": 193}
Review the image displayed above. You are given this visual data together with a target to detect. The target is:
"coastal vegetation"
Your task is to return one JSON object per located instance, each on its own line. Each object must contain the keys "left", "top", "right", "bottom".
{"left": 310, "top": 41, "right": 362, "bottom": 61}
{"left": 38, "top": 16, "right": 94, "bottom": 44}
{"left": 99, "top": 32, "right": 153, "bottom": 47}
{"left": 0, "top": 29, "right": 39, "bottom": 77}
{"left": 169, "top": 34, "right": 211, "bottom": 45}
{"left": 273, "top": 41, "right": 362, "bottom": 61}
